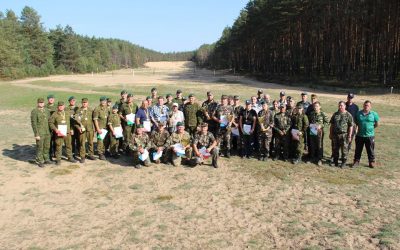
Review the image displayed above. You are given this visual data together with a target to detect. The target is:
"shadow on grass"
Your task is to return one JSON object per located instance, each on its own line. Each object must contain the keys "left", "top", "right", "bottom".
{"left": 2, "top": 144, "right": 36, "bottom": 163}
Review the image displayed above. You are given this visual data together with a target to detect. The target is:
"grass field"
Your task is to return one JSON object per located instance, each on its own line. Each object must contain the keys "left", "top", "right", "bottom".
{"left": 0, "top": 61, "right": 399, "bottom": 249}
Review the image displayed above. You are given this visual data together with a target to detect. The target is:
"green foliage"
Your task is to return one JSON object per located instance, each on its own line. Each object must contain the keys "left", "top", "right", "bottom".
{"left": 0, "top": 6, "right": 195, "bottom": 79}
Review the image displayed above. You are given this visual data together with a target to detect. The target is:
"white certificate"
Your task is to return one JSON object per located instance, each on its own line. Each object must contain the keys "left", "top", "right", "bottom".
{"left": 114, "top": 126, "right": 123, "bottom": 139}
{"left": 291, "top": 129, "right": 300, "bottom": 141}
{"left": 58, "top": 125, "right": 67, "bottom": 137}
{"left": 309, "top": 124, "right": 318, "bottom": 136}
{"left": 220, "top": 115, "right": 228, "bottom": 127}
{"left": 199, "top": 147, "right": 211, "bottom": 158}
{"left": 243, "top": 124, "right": 252, "bottom": 135}
{"left": 126, "top": 113, "right": 135, "bottom": 124}
{"left": 139, "top": 149, "right": 149, "bottom": 161}
{"left": 173, "top": 143, "right": 186, "bottom": 157}
{"left": 231, "top": 127, "right": 240, "bottom": 136}
{"left": 152, "top": 150, "right": 163, "bottom": 161}
{"left": 143, "top": 120, "right": 151, "bottom": 132}
{"left": 97, "top": 129, "right": 108, "bottom": 140}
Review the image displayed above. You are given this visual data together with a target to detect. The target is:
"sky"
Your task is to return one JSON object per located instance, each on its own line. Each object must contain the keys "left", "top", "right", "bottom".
{"left": 1, "top": 0, "right": 248, "bottom": 53}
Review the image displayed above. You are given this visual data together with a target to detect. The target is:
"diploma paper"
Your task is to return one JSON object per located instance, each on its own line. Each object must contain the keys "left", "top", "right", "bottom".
{"left": 139, "top": 149, "right": 149, "bottom": 161}
{"left": 231, "top": 127, "right": 240, "bottom": 136}
{"left": 143, "top": 120, "right": 151, "bottom": 132}
{"left": 243, "top": 124, "right": 252, "bottom": 135}
{"left": 291, "top": 129, "right": 300, "bottom": 141}
{"left": 58, "top": 125, "right": 67, "bottom": 137}
{"left": 173, "top": 143, "right": 186, "bottom": 157}
{"left": 309, "top": 124, "right": 318, "bottom": 136}
{"left": 199, "top": 147, "right": 211, "bottom": 159}
{"left": 114, "top": 126, "right": 123, "bottom": 139}
{"left": 126, "top": 114, "right": 136, "bottom": 125}
{"left": 220, "top": 115, "right": 228, "bottom": 127}
{"left": 152, "top": 150, "right": 163, "bottom": 161}
{"left": 97, "top": 129, "right": 108, "bottom": 140}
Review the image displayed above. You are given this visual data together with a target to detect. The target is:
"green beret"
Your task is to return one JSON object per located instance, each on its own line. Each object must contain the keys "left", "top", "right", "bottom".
{"left": 47, "top": 94, "right": 55, "bottom": 99}
{"left": 58, "top": 101, "right": 64, "bottom": 106}
{"left": 112, "top": 104, "right": 119, "bottom": 110}
{"left": 37, "top": 97, "right": 45, "bottom": 103}
{"left": 137, "top": 124, "right": 144, "bottom": 129}
{"left": 146, "top": 96, "right": 151, "bottom": 100}
{"left": 166, "top": 93, "right": 172, "bottom": 98}
{"left": 176, "top": 121, "right": 184, "bottom": 127}
{"left": 120, "top": 90, "right": 127, "bottom": 95}
{"left": 127, "top": 93, "right": 133, "bottom": 98}
{"left": 82, "top": 98, "right": 88, "bottom": 102}
{"left": 100, "top": 96, "right": 107, "bottom": 101}
{"left": 188, "top": 93, "right": 194, "bottom": 98}
{"left": 68, "top": 96, "right": 75, "bottom": 102}
{"left": 151, "top": 87, "right": 157, "bottom": 92}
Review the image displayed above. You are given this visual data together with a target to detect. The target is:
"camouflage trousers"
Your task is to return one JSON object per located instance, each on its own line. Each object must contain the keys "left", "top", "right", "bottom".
{"left": 274, "top": 133, "right": 290, "bottom": 160}
{"left": 78, "top": 130, "right": 94, "bottom": 158}
{"left": 217, "top": 128, "right": 231, "bottom": 153}
{"left": 258, "top": 132, "right": 272, "bottom": 158}
{"left": 167, "top": 147, "right": 193, "bottom": 167}
{"left": 195, "top": 147, "right": 219, "bottom": 165}
{"left": 132, "top": 149, "right": 151, "bottom": 166}
{"left": 290, "top": 135, "right": 304, "bottom": 160}
{"left": 96, "top": 130, "right": 107, "bottom": 156}
{"left": 332, "top": 133, "right": 349, "bottom": 162}
{"left": 35, "top": 134, "right": 51, "bottom": 163}
{"left": 123, "top": 124, "right": 134, "bottom": 150}
{"left": 55, "top": 134, "right": 73, "bottom": 161}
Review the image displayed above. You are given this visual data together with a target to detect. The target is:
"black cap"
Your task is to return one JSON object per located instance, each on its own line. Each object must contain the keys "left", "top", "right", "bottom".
{"left": 287, "top": 96, "right": 292, "bottom": 100}
{"left": 347, "top": 92, "right": 354, "bottom": 99}
{"left": 260, "top": 100, "right": 266, "bottom": 105}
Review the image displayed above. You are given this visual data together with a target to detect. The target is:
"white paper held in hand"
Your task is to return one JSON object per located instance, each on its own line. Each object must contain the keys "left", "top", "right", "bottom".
{"left": 98, "top": 129, "right": 108, "bottom": 140}
{"left": 291, "top": 129, "right": 300, "bottom": 141}
{"left": 126, "top": 113, "right": 135, "bottom": 124}
{"left": 243, "top": 124, "right": 252, "bottom": 135}
{"left": 143, "top": 120, "right": 151, "bottom": 132}
{"left": 114, "top": 126, "right": 123, "bottom": 138}
{"left": 58, "top": 125, "right": 67, "bottom": 137}
{"left": 139, "top": 149, "right": 149, "bottom": 161}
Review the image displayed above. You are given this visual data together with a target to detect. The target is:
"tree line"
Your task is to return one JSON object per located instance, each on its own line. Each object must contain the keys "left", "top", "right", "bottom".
{"left": 194, "top": 0, "right": 400, "bottom": 87}
{"left": 0, "top": 6, "right": 194, "bottom": 79}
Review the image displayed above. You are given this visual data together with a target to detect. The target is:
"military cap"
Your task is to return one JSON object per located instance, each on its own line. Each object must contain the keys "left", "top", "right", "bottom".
{"left": 200, "top": 122, "right": 208, "bottom": 127}
{"left": 37, "top": 97, "right": 45, "bottom": 103}
{"left": 120, "top": 90, "right": 128, "bottom": 95}
{"left": 127, "top": 93, "right": 133, "bottom": 98}
{"left": 172, "top": 102, "right": 179, "bottom": 107}
{"left": 311, "top": 94, "right": 317, "bottom": 98}
{"left": 82, "top": 98, "right": 88, "bottom": 102}
{"left": 68, "top": 96, "right": 75, "bottom": 102}
{"left": 112, "top": 104, "right": 119, "bottom": 110}
{"left": 301, "top": 92, "right": 308, "bottom": 96}
{"left": 100, "top": 96, "right": 107, "bottom": 101}
{"left": 221, "top": 95, "right": 228, "bottom": 99}
{"left": 188, "top": 93, "right": 194, "bottom": 98}
{"left": 146, "top": 96, "right": 151, "bottom": 100}
{"left": 58, "top": 101, "right": 64, "bottom": 106}
{"left": 280, "top": 91, "right": 286, "bottom": 96}
{"left": 245, "top": 100, "right": 251, "bottom": 105}
{"left": 260, "top": 100, "right": 266, "bottom": 105}
{"left": 166, "top": 93, "right": 172, "bottom": 98}
{"left": 296, "top": 103, "right": 303, "bottom": 108}
{"left": 176, "top": 89, "right": 182, "bottom": 94}
{"left": 47, "top": 94, "right": 55, "bottom": 99}
{"left": 279, "top": 104, "right": 286, "bottom": 109}
{"left": 207, "top": 91, "right": 213, "bottom": 96}
{"left": 287, "top": 96, "right": 292, "bottom": 100}
{"left": 151, "top": 87, "right": 157, "bottom": 92}
{"left": 347, "top": 92, "right": 355, "bottom": 99}
{"left": 107, "top": 98, "right": 112, "bottom": 102}
{"left": 158, "top": 120, "right": 167, "bottom": 126}
{"left": 258, "top": 89, "right": 263, "bottom": 94}
{"left": 137, "top": 124, "right": 144, "bottom": 129}
{"left": 176, "top": 121, "right": 184, "bottom": 127}
{"left": 233, "top": 95, "right": 240, "bottom": 100}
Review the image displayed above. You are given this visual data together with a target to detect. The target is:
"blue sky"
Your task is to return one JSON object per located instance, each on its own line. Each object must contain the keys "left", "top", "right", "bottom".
{"left": 1, "top": 0, "right": 248, "bottom": 52}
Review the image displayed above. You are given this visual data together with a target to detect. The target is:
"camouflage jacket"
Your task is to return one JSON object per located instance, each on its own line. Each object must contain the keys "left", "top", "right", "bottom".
{"left": 45, "top": 103, "right": 57, "bottom": 116}
{"left": 74, "top": 107, "right": 94, "bottom": 131}
{"left": 309, "top": 111, "right": 329, "bottom": 129}
{"left": 274, "top": 112, "right": 291, "bottom": 133}
{"left": 31, "top": 107, "right": 50, "bottom": 136}
{"left": 291, "top": 112, "right": 309, "bottom": 133}
{"left": 183, "top": 102, "right": 202, "bottom": 127}
{"left": 168, "top": 131, "right": 191, "bottom": 147}
{"left": 213, "top": 104, "right": 234, "bottom": 121}
{"left": 93, "top": 105, "right": 109, "bottom": 129}
{"left": 193, "top": 132, "right": 216, "bottom": 148}
{"left": 330, "top": 111, "right": 353, "bottom": 134}
{"left": 107, "top": 113, "right": 121, "bottom": 128}
{"left": 129, "top": 133, "right": 152, "bottom": 151}
{"left": 201, "top": 100, "right": 218, "bottom": 122}
{"left": 49, "top": 110, "right": 72, "bottom": 134}
{"left": 150, "top": 129, "right": 170, "bottom": 148}
{"left": 258, "top": 109, "right": 274, "bottom": 135}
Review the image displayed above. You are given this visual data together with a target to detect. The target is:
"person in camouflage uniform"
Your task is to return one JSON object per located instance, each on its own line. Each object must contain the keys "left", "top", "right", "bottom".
{"left": 165, "top": 94, "right": 174, "bottom": 111}
{"left": 108, "top": 104, "right": 122, "bottom": 158}
{"left": 74, "top": 98, "right": 96, "bottom": 163}
{"left": 31, "top": 97, "right": 51, "bottom": 167}
{"left": 46, "top": 94, "right": 57, "bottom": 160}
{"left": 273, "top": 104, "right": 292, "bottom": 161}
{"left": 308, "top": 101, "right": 329, "bottom": 166}
{"left": 183, "top": 94, "right": 202, "bottom": 138}
{"left": 269, "top": 100, "right": 280, "bottom": 157}
{"left": 285, "top": 97, "right": 295, "bottom": 116}
{"left": 231, "top": 95, "right": 244, "bottom": 156}
{"left": 167, "top": 122, "right": 192, "bottom": 166}
{"left": 257, "top": 101, "right": 274, "bottom": 161}
{"left": 173, "top": 89, "right": 186, "bottom": 111}
{"left": 93, "top": 96, "right": 110, "bottom": 160}
{"left": 201, "top": 91, "right": 219, "bottom": 136}
{"left": 150, "top": 87, "right": 158, "bottom": 104}
{"left": 329, "top": 101, "right": 354, "bottom": 167}
{"left": 48, "top": 101, "right": 77, "bottom": 165}
{"left": 119, "top": 93, "right": 138, "bottom": 151}
{"left": 67, "top": 96, "right": 79, "bottom": 158}
{"left": 129, "top": 124, "right": 152, "bottom": 169}
{"left": 192, "top": 123, "right": 219, "bottom": 168}
{"left": 290, "top": 103, "right": 309, "bottom": 164}
{"left": 297, "top": 92, "right": 311, "bottom": 153}
{"left": 150, "top": 121, "right": 170, "bottom": 164}
{"left": 213, "top": 95, "right": 234, "bottom": 157}
{"left": 117, "top": 90, "right": 128, "bottom": 152}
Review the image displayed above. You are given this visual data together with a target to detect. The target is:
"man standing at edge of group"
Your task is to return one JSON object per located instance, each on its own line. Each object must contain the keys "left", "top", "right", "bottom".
{"left": 353, "top": 100, "right": 379, "bottom": 168}
{"left": 93, "top": 96, "right": 109, "bottom": 160}
{"left": 31, "top": 97, "right": 51, "bottom": 167}
{"left": 273, "top": 104, "right": 291, "bottom": 161}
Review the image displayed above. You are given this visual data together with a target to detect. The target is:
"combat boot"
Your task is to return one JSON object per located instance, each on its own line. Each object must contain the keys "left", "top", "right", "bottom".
{"left": 340, "top": 160, "right": 346, "bottom": 168}
{"left": 212, "top": 159, "right": 219, "bottom": 168}
{"left": 80, "top": 157, "right": 85, "bottom": 164}
{"left": 88, "top": 155, "right": 96, "bottom": 160}
{"left": 37, "top": 162, "right": 44, "bottom": 168}
{"left": 68, "top": 158, "right": 77, "bottom": 163}
{"left": 99, "top": 154, "right": 106, "bottom": 160}
{"left": 369, "top": 161, "right": 376, "bottom": 168}
{"left": 351, "top": 160, "right": 359, "bottom": 168}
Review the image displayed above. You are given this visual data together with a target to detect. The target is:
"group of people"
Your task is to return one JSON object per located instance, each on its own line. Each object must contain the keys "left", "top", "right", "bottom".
{"left": 30, "top": 87, "right": 379, "bottom": 169}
